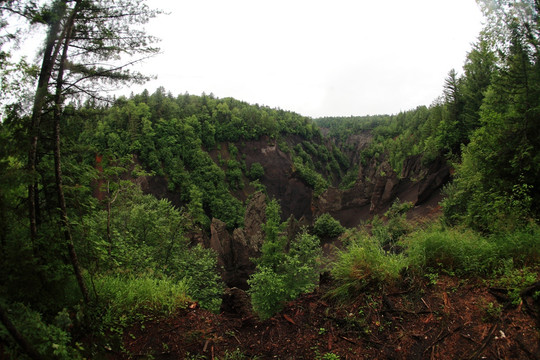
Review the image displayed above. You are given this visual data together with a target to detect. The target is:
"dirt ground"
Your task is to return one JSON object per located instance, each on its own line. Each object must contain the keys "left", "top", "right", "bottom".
{"left": 118, "top": 275, "right": 539, "bottom": 359}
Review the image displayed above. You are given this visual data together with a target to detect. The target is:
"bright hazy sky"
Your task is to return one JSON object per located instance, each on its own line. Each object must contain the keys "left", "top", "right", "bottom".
{"left": 126, "top": 0, "right": 484, "bottom": 118}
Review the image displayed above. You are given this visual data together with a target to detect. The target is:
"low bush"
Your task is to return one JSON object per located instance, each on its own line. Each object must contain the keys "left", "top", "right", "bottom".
{"left": 405, "top": 223, "right": 540, "bottom": 276}
{"left": 248, "top": 267, "right": 288, "bottom": 320}
{"left": 313, "top": 213, "right": 345, "bottom": 239}
{"left": 249, "top": 231, "right": 322, "bottom": 320}
{"left": 405, "top": 226, "right": 497, "bottom": 275}
{"left": 372, "top": 200, "right": 413, "bottom": 248}
{"left": 247, "top": 162, "right": 264, "bottom": 180}
{"left": 491, "top": 223, "right": 540, "bottom": 266}
{"left": 328, "top": 230, "right": 406, "bottom": 300}
{"left": 249, "top": 200, "right": 322, "bottom": 319}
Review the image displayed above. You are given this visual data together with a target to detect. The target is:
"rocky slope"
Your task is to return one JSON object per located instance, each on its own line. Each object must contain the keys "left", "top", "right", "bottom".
{"left": 190, "top": 133, "right": 451, "bottom": 289}
{"left": 313, "top": 154, "right": 450, "bottom": 227}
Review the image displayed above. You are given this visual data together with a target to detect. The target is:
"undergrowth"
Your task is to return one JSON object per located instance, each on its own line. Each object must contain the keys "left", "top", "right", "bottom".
{"left": 94, "top": 274, "right": 190, "bottom": 323}
{"left": 0, "top": 302, "right": 83, "bottom": 359}
{"left": 328, "top": 221, "right": 540, "bottom": 301}
{"left": 405, "top": 223, "right": 540, "bottom": 276}
{"left": 328, "top": 230, "right": 406, "bottom": 299}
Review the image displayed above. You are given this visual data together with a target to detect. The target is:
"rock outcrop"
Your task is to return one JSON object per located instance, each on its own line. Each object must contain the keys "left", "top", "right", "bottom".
{"left": 209, "top": 192, "right": 267, "bottom": 288}
{"left": 240, "top": 136, "right": 313, "bottom": 221}
{"left": 313, "top": 155, "right": 450, "bottom": 227}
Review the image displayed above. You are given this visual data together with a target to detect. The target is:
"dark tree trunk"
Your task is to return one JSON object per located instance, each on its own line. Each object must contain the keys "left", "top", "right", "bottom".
{"left": 28, "top": 0, "right": 69, "bottom": 247}
{"left": 52, "top": 0, "right": 89, "bottom": 304}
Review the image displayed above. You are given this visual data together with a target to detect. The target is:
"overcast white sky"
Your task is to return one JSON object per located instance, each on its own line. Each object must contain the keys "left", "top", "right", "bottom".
{"left": 125, "top": 0, "right": 484, "bottom": 118}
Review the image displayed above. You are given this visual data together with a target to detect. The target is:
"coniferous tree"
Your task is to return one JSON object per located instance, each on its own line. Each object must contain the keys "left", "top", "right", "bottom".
{"left": 15, "top": 0, "right": 161, "bottom": 303}
{"left": 443, "top": 0, "right": 540, "bottom": 229}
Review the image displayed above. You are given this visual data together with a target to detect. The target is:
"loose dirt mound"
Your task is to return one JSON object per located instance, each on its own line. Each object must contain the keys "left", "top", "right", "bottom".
{"left": 120, "top": 275, "right": 539, "bottom": 359}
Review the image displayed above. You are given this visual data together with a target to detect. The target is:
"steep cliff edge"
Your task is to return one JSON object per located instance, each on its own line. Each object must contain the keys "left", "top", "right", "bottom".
{"left": 200, "top": 135, "right": 451, "bottom": 288}
{"left": 313, "top": 154, "right": 451, "bottom": 227}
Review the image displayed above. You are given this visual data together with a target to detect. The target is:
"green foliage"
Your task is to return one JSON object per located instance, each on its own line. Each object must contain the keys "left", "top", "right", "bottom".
{"left": 293, "top": 156, "right": 329, "bottom": 196}
{"left": 328, "top": 230, "right": 406, "bottom": 300}
{"left": 493, "top": 263, "right": 539, "bottom": 305}
{"left": 247, "top": 162, "right": 264, "bottom": 180}
{"left": 216, "top": 348, "right": 255, "bottom": 360}
{"left": 250, "top": 232, "right": 321, "bottom": 320}
{"left": 339, "top": 166, "right": 358, "bottom": 190}
{"left": 315, "top": 353, "right": 341, "bottom": 360}
{"left": 249, "top": 200, "right": 321, "bottom": 319}
{"left": 490, "top": 224, "right": 540, "bottom": 266}
{"left": 481, "top": 301, "right": 503, "bottom": 321}
{"left": 94, "top": 274, "right": 190, "bottom": 320}
{"left": 226, "top": 160, "right": 244, "bottom": 190}
{"left": 77, "top": 186, "right": 223, "bottom": 312}
{"left": 405, "top": 224, "right": 540, "bottom": 276}
{"left": 405, "top": 227, "right": 497, "bottom": 275}
{"left": 257, "top": 199, "right": 287, "bottom": 269}
{"left": 175, "top": 244, "right": 223, "bottom": 313}
{"left": 313, "top": 213, "right": 345, "bottom": 239}
{"left": 371, "top": 200, "right": 414, "bottom": 249}
{"left": 440, "top": 4, "right": 540, "bottom": 230}
{"left": 247, "top": 267, "right": 288, "bottom": 320}
{"left": 0, "top": 302, "right": 82, "bottom": 360}
{"left": 283, "top": 232, "right": 322, "bottom": 296}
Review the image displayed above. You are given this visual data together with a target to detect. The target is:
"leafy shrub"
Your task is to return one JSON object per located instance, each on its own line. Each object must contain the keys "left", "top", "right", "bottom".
{"left": 217, "top": 348, "right": 251, "bottom": 360}
{"left": 293, "top": 157, "right": 329, "bottom": 196}
{"left": 171, "top": 244, "right": 224, "bottom": 313}
{"left": 248, "top": 266, "right": 288, "bottom": 320}
{"left": 371, "top": 200, "right": 413, "bottom": 249}
{"left": 90, "top": 275, "right": 190, "bottom": 355}
{"left": 249, "top": 200, "right": 321, "bottom": 319}
{"left": 406, "top": 223, "right": 540, "bottom": 277}
{"left": 247, "top": 162, "right": 264, "bottom": 180}
{"left": 283, "top": 232, "right": 322, "bottom": 295}
{"left": 491, "top": 224, "right": 540, "bottom": 266}
{"left": 329, "top": 230, "right": 406, "bottom": 300}
{"left": 78, "top": 188, "right": 223, "bottom": 312}
{"left": 226, "top": 166, "right": 243, "bottom": 189}
{"left": 339, "top": 166, "right": 358, "bottom": 190}
{"left": 249, "top": 232, "right": 321, "bottom": 320}
{"left": 0, "top": 302, "right": 82, "bottom": 359}
{"left": 493, "top": 262, "right": 539, "bottom": 305}
{"left": 313, "top": 213, "right": 345, "bottom": 239}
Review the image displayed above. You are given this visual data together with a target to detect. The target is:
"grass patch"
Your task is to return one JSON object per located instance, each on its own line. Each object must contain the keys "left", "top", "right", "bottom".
{"left": 405, "top": 223, "right": 540, "bottom": 276}
{"left": 94, "top": 274, "right": 190, "bottom": 321}
{"left": 405, "top": 226, "right": 497, "bottom": 275}
{"left": 328, "top": 230, "right": 406, "bottom": 300}
{"left": 327, "top": 223, "right": 540, "bottom": 301}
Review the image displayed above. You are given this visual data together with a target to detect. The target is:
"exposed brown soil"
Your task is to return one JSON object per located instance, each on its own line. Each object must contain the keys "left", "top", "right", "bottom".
{"left": 118, "top": 275, "right": 539, "bottom": 359}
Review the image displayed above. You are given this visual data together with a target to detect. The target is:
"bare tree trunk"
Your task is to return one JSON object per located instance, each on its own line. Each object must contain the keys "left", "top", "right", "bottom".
{"left": 0, "top": 304, "right": 42, "bottom": 360}
{"left": 28, "top": 0, "right": 69, "bottom": 247}
{"left": 107, "top": 181, "right": 112, "bottom": 257}
{"left": 52, "top": 0, "right": 89, "bottom": 304}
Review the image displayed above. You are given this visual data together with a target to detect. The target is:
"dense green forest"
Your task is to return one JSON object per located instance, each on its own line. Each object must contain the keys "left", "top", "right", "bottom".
{"left": 0, "top": 0, "right": 539, "bottom": 359}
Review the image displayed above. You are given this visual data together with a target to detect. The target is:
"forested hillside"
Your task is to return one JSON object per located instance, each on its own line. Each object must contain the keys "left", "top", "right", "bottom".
{"left": 0, "top": 0, "right": 539, "bottom": 359}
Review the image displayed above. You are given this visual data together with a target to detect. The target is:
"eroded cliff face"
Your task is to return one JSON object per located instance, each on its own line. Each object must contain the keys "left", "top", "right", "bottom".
{"left": 208, "top": 192, "right": 266, "bottom": 289}
{"left": 236, "top": 136, "right": 313, "bottom": 221}
{"left": 312, "top": 154, "right": 451, "bottom": 227}
{"left": 130, "top": 133, "right": 450, "bottom": 287}
{"left": 237, "top": 134, "right": 450, "bottom": 229}
{"left": 207, "top": 191, "right": 308, "bottom": 289}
